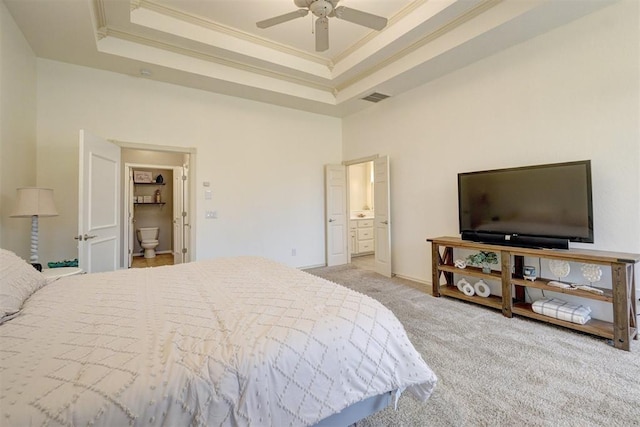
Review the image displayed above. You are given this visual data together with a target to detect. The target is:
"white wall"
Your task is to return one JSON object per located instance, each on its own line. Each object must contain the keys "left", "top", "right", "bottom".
{"left": 0, "top": 2, "right": 37, "bottom": 258}
{"left": 343, "top": 0, "right": 640, "bottom": 287}
{"left": 35, "top": 60, "right": 341, "bottom": 268}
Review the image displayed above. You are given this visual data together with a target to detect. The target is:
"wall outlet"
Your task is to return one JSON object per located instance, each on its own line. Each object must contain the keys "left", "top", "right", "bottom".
{"left": 205, "top": 210, "right": 217, "bottom": 219}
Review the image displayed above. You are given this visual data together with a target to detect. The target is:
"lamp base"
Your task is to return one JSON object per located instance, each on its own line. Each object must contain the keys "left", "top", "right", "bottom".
{"left": 30, "top": 215, "right": 39, "bottom": 263}
{"left": 31, "top": 263, "right": 42, "bottom": 272}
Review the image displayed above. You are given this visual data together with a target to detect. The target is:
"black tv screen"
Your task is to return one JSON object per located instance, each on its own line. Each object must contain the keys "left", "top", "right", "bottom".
{"left": 458, "top": 160, "right": 593, "bottom": 248}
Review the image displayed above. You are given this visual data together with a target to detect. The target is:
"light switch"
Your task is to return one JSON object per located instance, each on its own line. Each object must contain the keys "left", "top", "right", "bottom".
{"left": 205, "top": 190, "right": 212, "bottom": 200}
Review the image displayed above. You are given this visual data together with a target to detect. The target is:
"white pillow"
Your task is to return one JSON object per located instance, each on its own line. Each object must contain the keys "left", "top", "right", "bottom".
{"left": 0, "top": 248, "right": 47, "bottom": 321}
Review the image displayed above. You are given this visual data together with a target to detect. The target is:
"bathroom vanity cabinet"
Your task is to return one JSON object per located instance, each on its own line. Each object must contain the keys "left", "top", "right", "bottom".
{"left": 350, "top": 219, "right": 374, "bottom": 256}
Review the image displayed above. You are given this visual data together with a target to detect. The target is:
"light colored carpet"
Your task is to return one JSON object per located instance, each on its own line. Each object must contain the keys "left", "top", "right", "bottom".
{"left": 305, "top": 263, "right": 640, "bottom": 427}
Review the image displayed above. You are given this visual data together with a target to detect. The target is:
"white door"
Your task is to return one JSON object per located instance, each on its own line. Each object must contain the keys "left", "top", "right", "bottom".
{"left": 173, "top": 166, "right": 188, "bottom": 264}
{"left": 325, "top": 164, "right": 348, "bottom": 266}
{"left": 374, "top": 156, "right": 392, "bottom": 277}
{"left": 78, "top": 130, "right": 121, "bottom": 273}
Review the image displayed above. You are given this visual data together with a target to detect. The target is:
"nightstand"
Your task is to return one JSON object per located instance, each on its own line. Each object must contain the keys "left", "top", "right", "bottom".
{"left": 41, "top": 267, "right": 83, "bottom": 281}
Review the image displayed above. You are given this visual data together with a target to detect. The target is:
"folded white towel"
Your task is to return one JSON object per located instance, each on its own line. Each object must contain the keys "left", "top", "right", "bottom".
{"left": 532, "top": 298, "right": 592, "bottom": 325}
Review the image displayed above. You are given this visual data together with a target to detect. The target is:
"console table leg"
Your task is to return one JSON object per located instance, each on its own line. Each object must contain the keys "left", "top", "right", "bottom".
{"left": 612, "top": 263, "right": 632, "bottom": 351}
{"left": 431, "top": 243, "right": 441, "bottom": 297}
{"left": 501, "top": 252, "right": 512, "bottom": 318}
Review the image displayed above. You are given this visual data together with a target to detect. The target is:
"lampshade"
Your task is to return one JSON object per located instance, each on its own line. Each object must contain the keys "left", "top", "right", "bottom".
{"left": 10, "top": 187, "right": 59, "bottom": 217}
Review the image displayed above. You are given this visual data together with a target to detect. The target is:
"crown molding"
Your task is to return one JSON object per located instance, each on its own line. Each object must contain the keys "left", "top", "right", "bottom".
{"left": 102, "top": 28, "right": 337, "bottom": 94}
{"left": 334, "top": 0, "right": 501, "bottom": 92}
{"left": 92, "top": 0, "right": 108, "bottom": 39}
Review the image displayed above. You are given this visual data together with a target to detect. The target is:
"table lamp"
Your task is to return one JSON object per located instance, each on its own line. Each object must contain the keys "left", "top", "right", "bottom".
{"left": 10, "top": 187, "right": 58, "bottom": 268}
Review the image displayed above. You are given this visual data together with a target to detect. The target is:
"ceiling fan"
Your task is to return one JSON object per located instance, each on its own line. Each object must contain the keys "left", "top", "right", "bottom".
{"left": 256, "top": 0, "right": 388, "bottom": 52}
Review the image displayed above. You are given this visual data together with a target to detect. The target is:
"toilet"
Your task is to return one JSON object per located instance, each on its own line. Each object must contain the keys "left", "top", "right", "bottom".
{"left": 137, "top": 227, "right": 159, "bottom": 258}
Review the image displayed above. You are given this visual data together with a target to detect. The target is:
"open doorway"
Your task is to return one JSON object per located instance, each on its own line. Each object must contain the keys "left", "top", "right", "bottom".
{"left": 121, "top": 147, "right": 192, "bottom": 269}
{"left": 126, "top": 165, "right": 175, "bottom": 268}
{"left": 346, "top": 156, "right": 391, "bottom": 277}
{"left": 325, "top": 156, "right": 391, "bottom": 276}
{"left": 348, "top": 161, "right": 375, "bottom": 270}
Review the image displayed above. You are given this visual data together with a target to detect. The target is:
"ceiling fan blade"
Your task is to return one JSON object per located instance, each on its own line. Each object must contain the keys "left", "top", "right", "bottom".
{"left": 334, "top": 6, "right": 387, "bottom": 31}
{"left": 315, "top": 17, "right": 329, "bottom": 52}
{"left": 256, "top": 9, "right": 309, "bottom": 29}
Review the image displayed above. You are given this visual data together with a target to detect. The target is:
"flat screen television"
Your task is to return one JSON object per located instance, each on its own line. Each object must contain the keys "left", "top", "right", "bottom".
{"left": 458, "top": 160, "right": 593, "bottom": 249}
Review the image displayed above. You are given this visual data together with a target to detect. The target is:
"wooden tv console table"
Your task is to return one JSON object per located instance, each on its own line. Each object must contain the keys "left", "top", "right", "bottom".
{"left": 428, "top": 236, "right": 640, "bottom": 351}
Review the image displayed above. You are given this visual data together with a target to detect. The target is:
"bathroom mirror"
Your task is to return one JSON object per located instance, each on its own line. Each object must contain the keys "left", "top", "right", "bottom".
{"left": 349, "top": 161, "right": 374, "bottom": 217}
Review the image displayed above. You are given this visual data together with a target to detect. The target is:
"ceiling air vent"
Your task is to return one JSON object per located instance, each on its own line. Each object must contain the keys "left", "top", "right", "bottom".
{"left": 361, "top": 92, "right": 390, "bottom": 103}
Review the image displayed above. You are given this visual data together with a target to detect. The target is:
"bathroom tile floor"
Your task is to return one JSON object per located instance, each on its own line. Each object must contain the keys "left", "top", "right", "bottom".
{"left": 130, "top": 253, "right": 174, "bottom": 268}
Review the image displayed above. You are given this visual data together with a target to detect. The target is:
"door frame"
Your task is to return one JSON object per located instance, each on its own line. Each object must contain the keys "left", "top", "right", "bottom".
{"left": 172, "top": 166, "right": 188, "bottom": 265}
{"left": 115, "top": 140, "right": 197, "bottom": 267}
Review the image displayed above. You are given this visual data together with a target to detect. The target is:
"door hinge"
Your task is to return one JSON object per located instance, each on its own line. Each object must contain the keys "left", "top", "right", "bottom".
{"left": 182, "top": 211, "right": 187, "bottom": 217}
{"left": 182, "top": 248, "right": 187, "bottom": 254}
{"left": 181, "top": 175, "right": 187, "bottom": 181}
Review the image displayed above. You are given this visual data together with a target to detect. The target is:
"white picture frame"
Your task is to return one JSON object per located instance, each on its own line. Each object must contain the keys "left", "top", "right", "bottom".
{"left": 134, "top": 171, "right": 153, "bottom": 183}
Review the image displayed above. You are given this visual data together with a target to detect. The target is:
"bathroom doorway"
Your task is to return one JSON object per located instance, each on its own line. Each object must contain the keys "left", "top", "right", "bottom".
{"left": 122, "top": 147, "right": 191, "bottom": 269}
{"left": 343, "top": 155, "right": 392, "bottom": 277}
{"left": 347, "top": 161, "right": 375, "bottom": 266}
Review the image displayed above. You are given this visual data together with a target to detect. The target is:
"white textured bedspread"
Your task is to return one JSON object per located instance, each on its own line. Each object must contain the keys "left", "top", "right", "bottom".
{"left": 0, "top": 257, "right": 436, "bottom": 426}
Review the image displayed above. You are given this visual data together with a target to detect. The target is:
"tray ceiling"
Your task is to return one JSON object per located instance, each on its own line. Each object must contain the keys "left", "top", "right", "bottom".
{"left": 4, "top": 0, "right": 616, "bottom": 117}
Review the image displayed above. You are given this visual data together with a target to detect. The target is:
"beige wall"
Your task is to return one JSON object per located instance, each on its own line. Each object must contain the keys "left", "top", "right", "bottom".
{"left": 0, "top": 2, "right": 37, "bottom": 258}
{"left": 35, "top": 59, "right": 342, "bottom": 268}
{"left": 343, "top": 0, "right": 640, "bottom": 319}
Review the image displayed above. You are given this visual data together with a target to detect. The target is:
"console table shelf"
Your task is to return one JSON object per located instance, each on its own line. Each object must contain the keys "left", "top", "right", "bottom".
{"left": 511, "top": 302, "right": 615, "bottom": 339}
{"left": 510, "top": 278, "right": 613, "bottom": 302}
{"left": 428, "top": 236, "right": 639, "bottom": 351}
{"left": 438, "top": 264, "right": 502, "bottom": 281}
{"left": 438, "top": 285, "right": 503, "bottom": 310}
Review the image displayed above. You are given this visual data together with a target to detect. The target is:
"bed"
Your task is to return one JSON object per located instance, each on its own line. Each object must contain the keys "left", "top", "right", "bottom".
{"left": 0, "top": 249, "right": 437, "bottom": 426}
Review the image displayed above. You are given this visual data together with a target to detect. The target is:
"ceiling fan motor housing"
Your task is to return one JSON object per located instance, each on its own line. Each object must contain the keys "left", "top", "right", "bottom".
{"left": 310, "top": 1, "right": 334, "bottom": 18}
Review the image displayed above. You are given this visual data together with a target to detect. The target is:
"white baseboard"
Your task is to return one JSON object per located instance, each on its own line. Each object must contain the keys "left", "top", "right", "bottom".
{"left": 299, "top": 263, "right": 326, "bottom": 270}
{"left": 393, "top": 273, "right": 430, "bottom": 286}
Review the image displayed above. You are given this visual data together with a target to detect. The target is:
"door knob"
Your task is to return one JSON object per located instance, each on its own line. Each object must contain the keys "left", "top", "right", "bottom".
{"left": 381, "top": 220, "right": 389, "bottom": 225}
{"left": 328, "top": 218, "right": 336, "bottom": 222}
{"left": 73, "top": 234, "right": 95, "bottom": 241}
